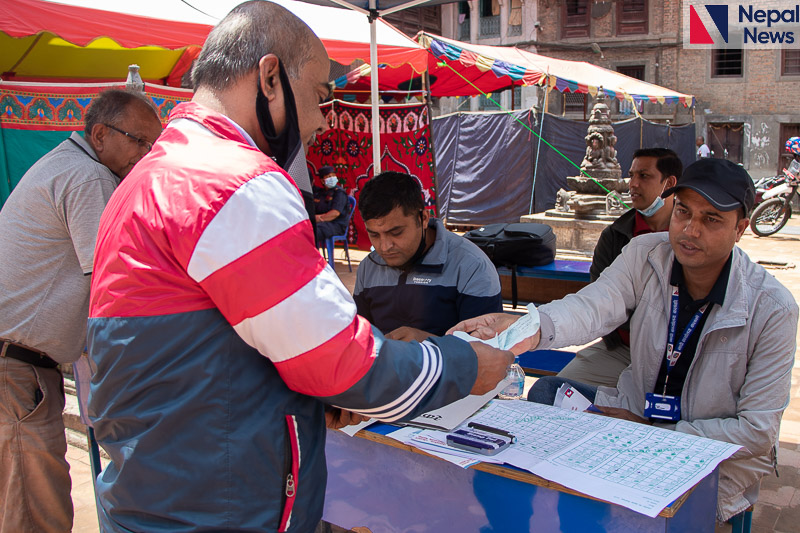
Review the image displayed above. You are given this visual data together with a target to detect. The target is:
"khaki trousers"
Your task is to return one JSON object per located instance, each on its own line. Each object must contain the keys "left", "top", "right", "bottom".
{"left": 0, "top": 357, "right": 72, "bottom": 533}
{"left": 556, "top": 339, "right": 632, "bottom": 388}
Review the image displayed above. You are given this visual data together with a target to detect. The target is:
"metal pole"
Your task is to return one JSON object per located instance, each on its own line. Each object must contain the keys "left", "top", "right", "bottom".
{"left": 369, "top": 0, "right": 381, "bottom": 175}
{"left": 529, "top": 87, "right": 549, "bottom": 214}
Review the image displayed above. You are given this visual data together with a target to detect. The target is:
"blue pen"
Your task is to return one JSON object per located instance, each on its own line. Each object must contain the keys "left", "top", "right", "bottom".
{"left": 585, "top": 404, "right": 603, "bottom": 413}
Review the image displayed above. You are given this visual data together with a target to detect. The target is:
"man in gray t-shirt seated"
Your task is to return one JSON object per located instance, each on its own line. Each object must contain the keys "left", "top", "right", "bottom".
{"left": 354, "top": 171, "right": 502, "bottom": 342}
{"left": 0, "top": 89, "right": 161, "bottom": 532}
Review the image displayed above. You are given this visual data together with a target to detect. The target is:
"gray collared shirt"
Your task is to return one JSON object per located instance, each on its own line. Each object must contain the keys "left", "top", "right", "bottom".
{"left": 0, "top": 132, "right": 120, "bottom": 362}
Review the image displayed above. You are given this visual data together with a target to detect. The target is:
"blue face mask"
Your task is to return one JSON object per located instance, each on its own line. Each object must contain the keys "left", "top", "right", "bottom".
{"left": 637, "top": 195, "right": 664, "bottom": 217}
{"left": 637, "top": 183, "right": 668, "bottom": 217}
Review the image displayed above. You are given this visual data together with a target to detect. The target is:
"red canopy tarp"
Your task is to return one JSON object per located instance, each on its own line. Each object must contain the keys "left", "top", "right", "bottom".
{"left": 334, "top": 33, "right": 695, "bottom": 107}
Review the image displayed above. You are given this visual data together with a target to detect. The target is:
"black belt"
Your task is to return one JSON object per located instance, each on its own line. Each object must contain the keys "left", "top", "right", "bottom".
{"left": 1, "top": 340, "right": 58, "bottom": 368}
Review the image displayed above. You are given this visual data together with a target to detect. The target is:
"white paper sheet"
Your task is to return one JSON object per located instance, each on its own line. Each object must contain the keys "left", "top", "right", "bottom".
{"left": 410, "top": 400, "right": 739, "bottom": 518}
{"left": 478, "top": 401, "right": 739, "bottom": 517}
{"left": 406, "top": 379, "right": 510, "bottom": 432}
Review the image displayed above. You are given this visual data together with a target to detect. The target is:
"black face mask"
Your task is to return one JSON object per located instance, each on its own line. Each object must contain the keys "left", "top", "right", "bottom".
{"left": 255, "top": 60, "right": 312, "bottom": 193}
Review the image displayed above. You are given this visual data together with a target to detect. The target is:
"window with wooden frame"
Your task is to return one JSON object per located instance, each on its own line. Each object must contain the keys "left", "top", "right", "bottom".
{"left": 384, "top": 6, "right": 441, "bottom": 38}
{"left": 479, "top": 0, "right": 500, "bottom": 37}
{"left": 782, "top": 50, "right": 800, "bottom": 76}
{"left": 508, "top": 0, "right": 522, "bottom": 36}
{"left": 616, "top": 65, "right": 645, "bottom": 80}
{"left": 617, "top": 0, "right": 648, "bottom": 35}
{"left": 564, "top": 93, "right": 586, "bottom": 116}
{"left": 562, "top": 0, "right": 590, "bottom": 38}
{"left": 458, "top": 1, "right": 470, "bottom": 41}
{"left": 512, "top": 86, "right": 522, "bottom": 110}
{"left": 616, "top": 65, "right": 645, "bottom": 115}
{"left": 712, "top": 49, "right": 743, "bottom": 78}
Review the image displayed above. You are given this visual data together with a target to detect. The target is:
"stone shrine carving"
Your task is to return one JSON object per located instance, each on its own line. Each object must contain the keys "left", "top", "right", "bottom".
{"left": 557, "top": 93, "right": 630, "bottom": 216}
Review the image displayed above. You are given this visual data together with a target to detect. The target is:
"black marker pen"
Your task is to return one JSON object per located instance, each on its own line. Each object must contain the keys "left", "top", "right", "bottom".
{"left": 467, "top": 422, "right": 517, "bottom": 443}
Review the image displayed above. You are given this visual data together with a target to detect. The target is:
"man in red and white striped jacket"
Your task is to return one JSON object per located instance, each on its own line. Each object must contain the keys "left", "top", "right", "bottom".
{"left": 87, "top": 3, "right": 513, "bottom": 532}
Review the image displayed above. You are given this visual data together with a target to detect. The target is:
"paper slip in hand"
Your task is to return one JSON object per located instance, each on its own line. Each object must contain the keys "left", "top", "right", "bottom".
{"left": 452, "top": 330, "right": 500, "bottom": 348}
{"left": 554, "top": 383, "right": 593, "bottom": 412}
{"left": 337, "top": 417, "right": 376, "bottom": 437}
{"left": 496, "top": 303, "right": 540, "bottom": 351}
{"left": 451, "top": 304, "right": 540, "bottom": 351}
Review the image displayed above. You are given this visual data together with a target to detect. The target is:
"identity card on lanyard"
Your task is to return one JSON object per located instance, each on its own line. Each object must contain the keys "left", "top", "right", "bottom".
{"left": 644, "top": 286, "right": 709, "bottom": 422}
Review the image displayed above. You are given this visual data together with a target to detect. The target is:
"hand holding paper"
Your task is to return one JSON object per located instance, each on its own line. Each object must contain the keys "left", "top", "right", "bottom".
{"left": 448, "top": 304, "right": 541, "bottom": 355}
{"left": 325, "top": 408, "right": 370, "bottom": 430}
{"left": 468, "top": 342, "right": 514, "bottom": 395}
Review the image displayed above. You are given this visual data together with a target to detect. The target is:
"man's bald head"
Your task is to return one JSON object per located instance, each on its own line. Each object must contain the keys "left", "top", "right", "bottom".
{"left": 192, "top": 1, "right": 320, "bottom": 90}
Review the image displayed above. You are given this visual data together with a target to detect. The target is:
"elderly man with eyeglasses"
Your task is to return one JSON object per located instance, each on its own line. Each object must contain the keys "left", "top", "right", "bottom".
{"left": 0, "top": 88, "right": 161, "bottom": 533}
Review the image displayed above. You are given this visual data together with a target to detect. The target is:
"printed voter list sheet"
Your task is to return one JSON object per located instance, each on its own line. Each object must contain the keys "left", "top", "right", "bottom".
{"left": 463, "top": 401, "right": 740, "bottom": 517}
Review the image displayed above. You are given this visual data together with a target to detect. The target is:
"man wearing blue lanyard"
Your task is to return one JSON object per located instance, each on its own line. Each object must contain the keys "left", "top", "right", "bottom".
{"left": 449, "top": 158, "right": 799, "bottom": 523}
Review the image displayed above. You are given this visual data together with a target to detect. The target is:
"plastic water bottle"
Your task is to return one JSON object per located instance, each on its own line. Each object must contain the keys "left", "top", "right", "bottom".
{"left": 497, "top": 357, "right": 525, "bottom": 400}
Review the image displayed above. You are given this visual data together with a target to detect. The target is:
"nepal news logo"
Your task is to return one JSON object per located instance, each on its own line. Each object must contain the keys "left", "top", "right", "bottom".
{"left": 688, "top": 3, "right": 799, "bottom": 46}
{"left": 689, "top": 4, "right": 729, "bottom": 44}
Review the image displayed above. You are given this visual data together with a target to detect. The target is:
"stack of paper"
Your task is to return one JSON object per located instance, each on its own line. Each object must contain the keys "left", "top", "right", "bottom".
{"left": 403, "top": 400, "right": 740, "bottom": 518}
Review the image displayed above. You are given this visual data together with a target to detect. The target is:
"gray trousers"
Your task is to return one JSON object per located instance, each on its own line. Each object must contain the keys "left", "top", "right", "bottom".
{"left": 0, "top": 357, "right": 72, "bottom": 533}
{"left": 556, "top": 339, "right": 631, "bottom": 388}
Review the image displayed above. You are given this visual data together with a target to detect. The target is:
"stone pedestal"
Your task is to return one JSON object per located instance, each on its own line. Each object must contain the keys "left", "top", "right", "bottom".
{"left": 520, "top": 210, "right": 624, "bottom": 256}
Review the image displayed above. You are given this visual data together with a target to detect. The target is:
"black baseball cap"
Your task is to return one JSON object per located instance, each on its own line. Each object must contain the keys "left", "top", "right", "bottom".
{"left": 318, "top": 165, "right": 335, "bottom": 177}
{"left": 662, "top": 158, "right": 755, "bottom": 214}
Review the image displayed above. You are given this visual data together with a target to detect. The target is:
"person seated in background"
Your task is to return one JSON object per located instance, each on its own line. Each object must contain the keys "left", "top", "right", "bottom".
{"left": 557, "top": 148, "right": 682, "bottom": 387}
{"left": 313, "top": 165, "right": 349, "bottom": 244}
{"left": 448, "top": 158, "right": 798, "bottom": 523}
{"left": 354, "top": 171, "right": 502, "bottom": 342}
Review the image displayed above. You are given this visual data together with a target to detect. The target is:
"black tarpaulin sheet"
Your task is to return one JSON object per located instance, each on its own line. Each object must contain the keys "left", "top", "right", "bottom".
{"left": 432, "top": 112, "right": 695, "bottom": 224}
{"left": 432, "top": 110, "right": 536, "bottom": 225}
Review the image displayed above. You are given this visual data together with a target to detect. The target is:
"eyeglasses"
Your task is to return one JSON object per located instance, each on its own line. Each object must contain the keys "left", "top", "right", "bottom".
{"left": 105, "top": 124, "right": 153, "bottom": 152}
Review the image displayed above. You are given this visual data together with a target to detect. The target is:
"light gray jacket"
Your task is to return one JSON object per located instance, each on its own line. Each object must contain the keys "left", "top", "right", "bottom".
{"left": 538, "top": 233, "right": 798, "bottom": 521}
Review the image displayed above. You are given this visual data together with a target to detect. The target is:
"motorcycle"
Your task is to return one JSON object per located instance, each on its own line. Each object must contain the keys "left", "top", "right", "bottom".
{"left": 753, "top": 173, "right": 788, "bottom": 206}
{"left": 749, "top": 158, "right": 800, "bottom": 237}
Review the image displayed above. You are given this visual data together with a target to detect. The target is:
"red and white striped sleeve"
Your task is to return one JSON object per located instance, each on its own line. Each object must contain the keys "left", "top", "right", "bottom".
{"left": 184, "top": 169, "right": 375, "bottom": 397}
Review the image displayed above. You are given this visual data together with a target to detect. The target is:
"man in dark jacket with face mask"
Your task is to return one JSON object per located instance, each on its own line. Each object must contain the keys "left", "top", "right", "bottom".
{"left": 313, "top": 165, "right": 349, "bottom": 244}
{"left": 557, "top": 148, "right": 682, "bottom": 387}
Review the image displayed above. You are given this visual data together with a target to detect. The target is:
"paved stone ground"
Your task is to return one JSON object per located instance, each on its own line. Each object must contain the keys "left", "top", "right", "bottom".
{"left": 67, "top": 217, "right": 800, "bottom": 532}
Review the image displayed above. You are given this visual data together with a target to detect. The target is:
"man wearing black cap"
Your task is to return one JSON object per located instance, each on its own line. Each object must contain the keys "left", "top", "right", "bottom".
{"left": 313, "top": 165, "right": 350, "bottom": 245}
{"left": 451, "top": 158, "right": 799, "bottom": 522}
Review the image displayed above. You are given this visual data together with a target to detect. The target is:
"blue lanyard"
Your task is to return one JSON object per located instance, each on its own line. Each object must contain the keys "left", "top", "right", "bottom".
{"left": 663, "top": 286, "right": 709, "bottom": 394}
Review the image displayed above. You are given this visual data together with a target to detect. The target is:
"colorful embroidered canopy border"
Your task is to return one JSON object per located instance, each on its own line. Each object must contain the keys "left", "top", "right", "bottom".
{"left": 0, "top": 81, "right": 192, "bottom": 131}
{"left": 0, "top": 81, "right": 192, "bottom": 204}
